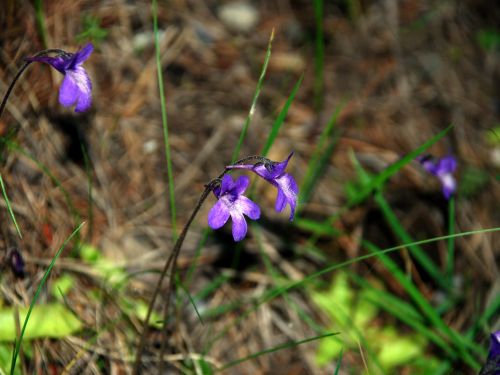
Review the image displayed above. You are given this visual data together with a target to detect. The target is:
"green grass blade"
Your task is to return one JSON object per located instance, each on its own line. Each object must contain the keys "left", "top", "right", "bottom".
{"left": 306, "top": 125, "right": 455, "bottom": 247}
{"left": 261, "top": 74, "right": 303, "bottom": 157}
{"left": 333, "top": 349, "right": 343, "bottom": 375}
{"left": 231, "top": 30, "right": 274, "bottom": 163}
{"left": 313, "top": 0, "right": 324, "bottom": 110}
{"left": 348, "top": 124, "right": 453, "bottom": 206}
{"left": 446, "top": 197, "right": 455, "bottom": 285}
{"left": 350, "top": 273, "right": 456, "bottom": 357}
{"left": 178, "top": 280, "right": 203, "bottom": 325}
{"left": 203, "top": 227, "right": 500, "bottom": 353}
{"left": 200, "top": 226, "right": 499, "bottom": 366}
{"left": 299, "top": 103, "right": 343, "bottom": 206}
{"left": 0, "top": 174, "right": 22, "bottom": 239}
{"left": 465, "top": 293, "right": 500, "bottom": 338}
{"left": 255, "top": 226, "right": 324, "bottom": 333}
{"left": 362, "top": 240, "right": 481, "bottom": 369}
{"left": 34, "top": 0, "right": 48, "bottom": 48}
{"left": 374, "top": 191, "right": 447, "bottom": 290}
{"left": 152, "top": 0, "right": 177, "bottom": 237}
{"left": 10, "top": 222, "right": 85, "bottom": 373}
{"left": 217, "top": 332, "right": 338, "bottom": 372}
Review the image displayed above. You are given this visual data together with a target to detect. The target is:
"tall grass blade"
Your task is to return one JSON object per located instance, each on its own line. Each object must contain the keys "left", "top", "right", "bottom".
{"left": 0, "top": 174, "right": 22, "bottom": 239}
{"left": 446, "top": 197, "right": 455, "bottom": 285}
{"left": 203, "top": 227, "right": 500, "bottom": 352}
{"left": 374, "top": 191, "right": 447, "bottom": 290}
{"left": 34, "top": 0, "right": 49, "bottom": 48}
{"left": 152, "top": 0, "right": 177, "bottom": 237}
{"left": 217, "top": 332, "right": 338, "bottom": 372}
{"left": 10, "top": 222, "right": 85, "bottom": 373}
{"left": 261, "top": 74, "right": 303, "bottom": 157}
{"left": 348, "top": 124, "right": 453, "bottom": 206}
{"left": 350, "top": 273, "right": 456, "bottom": 357}
{"left": 231, "top": 30, "right": 274, "bottom": 163}
{"left": 362, "top": 240, "right": 481, "bottom": 369}
{"left": 299, "top": 103, "right": 343, "bottom": 206}
{"left": 309, "top": 125, "right": 454, "bottom": 245}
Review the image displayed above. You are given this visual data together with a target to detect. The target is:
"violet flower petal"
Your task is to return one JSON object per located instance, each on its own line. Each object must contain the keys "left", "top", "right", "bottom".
{"left": 236, "top": 195, "right": 261, "bottom": 220}
{"left": 26, "top": 43, "right": 94, "bottom": 112}
{"left": 490, "top": 331, "right": 500, "bottom": 359}
{"left": 417, "top": 154, "right": 457, "bottom": 200}
{"left": 208, "top": 200, "right": 230, "bottom": 229}
{"left": 208, "top": 174, "right": 260, "bottom": 241}
{"left": 74, "top": 43, "right": 94, "bottom": 65}
{"left": 230, "top": 210, "right": 248, "bottom": 241}
{"left": 274, "top": 173, "right": 298, "bottom": 219}
{"left": 227, "top": 153, "right": 298, "bottom": 220}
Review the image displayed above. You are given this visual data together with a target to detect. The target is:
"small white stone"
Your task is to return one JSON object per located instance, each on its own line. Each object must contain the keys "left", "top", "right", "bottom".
{"left": 218, "top": 2, "right": 259, "bottom": 33}
{"left": 143, "top": 139, "right": 158, "bottom": 154}
{"left": 491, "top": 147, "right": 500, "bottom": 168}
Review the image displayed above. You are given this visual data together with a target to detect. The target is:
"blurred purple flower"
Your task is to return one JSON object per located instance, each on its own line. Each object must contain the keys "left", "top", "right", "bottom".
{"left": 26, "top": 43, "right": 94, "bottom": 112}
{"left": 227, "top": 153, "right": 299, "bottom": 220}
{"left": 417, "top": 155, "right": 457, "bottom": 199}
{"left": 489, "top": 331, "right": 500, "bottom": 359}
{"left": 208, "top": 174, "right": 261, "bottom": 241}
{"left": 8, "top": 248, "right": 25, "bottom": 279}
{"left": 480, "top": 330, "right": 500, "bottom": 375}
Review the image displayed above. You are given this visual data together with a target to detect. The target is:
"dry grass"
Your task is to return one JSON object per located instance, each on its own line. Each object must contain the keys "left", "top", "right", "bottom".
{"left": 1, "top": 0, "right": 499, "bottom": 374}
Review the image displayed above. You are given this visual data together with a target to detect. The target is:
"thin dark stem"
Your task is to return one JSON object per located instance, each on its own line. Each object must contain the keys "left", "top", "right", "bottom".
{"left": 0, "top": 62, "right": 31, "bottom": 120}
{"left": 133, "top": 155, "right": 266, "bottom": 374}
{"left": 0, "top": 48, "right": 66, "bottom": 120}
{"left": 133, "top": 179, "right": 218, "bottom": 374}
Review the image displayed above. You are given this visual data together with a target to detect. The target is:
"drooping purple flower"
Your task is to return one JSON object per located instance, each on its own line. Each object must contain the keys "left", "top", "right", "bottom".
{"left": 227, "top": 153, "right": 298, "bottom": 220}
{"left": 480, "top": 330, "right": 500, "bottom": 375}
{"left": 417, "top": 155, "right": 457, "bottom": 199}
{"left": 26, "top": 43, "right": 94, "bottom": 112}
{"left": 208, "top": 174, "right": 261, "bottom": 241}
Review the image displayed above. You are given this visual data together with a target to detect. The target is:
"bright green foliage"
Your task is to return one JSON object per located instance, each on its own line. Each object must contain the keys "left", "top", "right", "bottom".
{"left": 0, "top": 344, "right": 21, "bottom": 375}
{"left": 50, "top": 274, "right": 76, "bottom": 300}
{"left": 312, "top": 272, "right": 433, "bottom": 373}
{"left": 0, "top": 304, "right": 82, "bottom": 341}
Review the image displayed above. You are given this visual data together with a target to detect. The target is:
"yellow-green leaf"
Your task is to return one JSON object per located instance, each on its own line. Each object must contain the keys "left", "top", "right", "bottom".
{"left": 0, "top": 303, "right": 82, "bottom": 341}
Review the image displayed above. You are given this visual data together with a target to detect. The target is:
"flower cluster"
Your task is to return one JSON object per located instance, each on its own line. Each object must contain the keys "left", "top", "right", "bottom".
{"left": 208, "top": 153, "right": 298, "bottom": 241}
{"left": 417, "top": 154, "right": 457, "bottom": 199}
{"left": 26, "top": 43, "right": 94, "bottom": 112}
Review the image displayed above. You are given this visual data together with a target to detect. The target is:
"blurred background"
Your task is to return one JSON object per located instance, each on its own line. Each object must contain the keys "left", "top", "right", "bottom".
{"left": 0, "top": 0, "right": 499, "bottom": 374}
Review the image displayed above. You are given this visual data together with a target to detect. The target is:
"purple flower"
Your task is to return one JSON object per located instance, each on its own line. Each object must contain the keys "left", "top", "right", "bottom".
{"left": 480, "top": 330, "right": 500, "bottom": 375}
{"left": 489, "top": 331, "right": 500, "bottom": 359}
{"left": 227, "top": 153, "right": 298, "bottom": 220}
{"left": 208, "top": 174, "right": 261, "bottom": 241}
{"left": 26, "top": 43, "right": 94, "bottom": 112}
{"left": 8, "top": 248, "right": 25, "bottom": 279}
{"left": 417, "top": 155, "right": 457, "bottom": 199}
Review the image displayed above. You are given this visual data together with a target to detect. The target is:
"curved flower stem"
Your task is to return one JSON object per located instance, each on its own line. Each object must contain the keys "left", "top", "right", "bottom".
{"left": 0, "top": 61, "right": 31, "bottom": 120}
{"left": 0, "top": 48, "right": 66, "bottom": 120}
{"left": 133, "top": 156, "right": 264, "bottom": 374}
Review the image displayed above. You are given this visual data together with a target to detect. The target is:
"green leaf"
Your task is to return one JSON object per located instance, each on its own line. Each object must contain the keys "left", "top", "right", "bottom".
{"left": 0, "top": 344, "right": 21, "bottom": 375}
{"left": 0, "top": 304, "right": 82, "bottom": 341}
{"left": 377, "top": 327, "right": 426, "bottom": 369}
{"left": 51, "top": 274, "right": 75, "bottom": 300}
